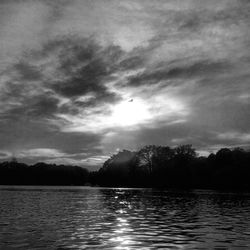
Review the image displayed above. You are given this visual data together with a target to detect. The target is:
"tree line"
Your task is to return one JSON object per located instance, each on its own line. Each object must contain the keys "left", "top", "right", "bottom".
{"left": 90, "top": 145, "right": 250, "bottom": 190}
{"left": 0, "top": 145, "right": 250, "bottom": 190}
{"left": 0, "top": 162, "right": 89, "bottom": 185}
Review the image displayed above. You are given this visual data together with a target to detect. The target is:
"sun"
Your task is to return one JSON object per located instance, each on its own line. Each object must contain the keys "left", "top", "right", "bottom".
{"left": 110, "top": 99, "right": 150, "bottom": 127}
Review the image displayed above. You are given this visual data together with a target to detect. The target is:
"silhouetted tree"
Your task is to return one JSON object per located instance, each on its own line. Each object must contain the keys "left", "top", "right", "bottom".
{"left": 98, "top": 150, "right": 136, "bottom": 186}
{"left": 92, "top": 144, "right": 250, "bottom": 189}
{"left": 136, "top": 145, "right": 158, "bottom": 174}
{"left": 150, "top": 146, "right": 174, "bottom": 169}
{"left": 0, "top": 161, "right": 89, "bottom": 186}
{"left": 1, "top": 145, "right": 250, "bottom": 190}
{"left": 174, "top": 144, "right": 197, "bottom": 160}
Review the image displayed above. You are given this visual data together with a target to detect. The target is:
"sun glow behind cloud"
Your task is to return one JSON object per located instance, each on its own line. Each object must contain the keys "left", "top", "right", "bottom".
{"left": 54, "top": 94, "right": 188, "bottom": 134}
{"left": 111, "top": 99, "right": 150, "bottom": 127}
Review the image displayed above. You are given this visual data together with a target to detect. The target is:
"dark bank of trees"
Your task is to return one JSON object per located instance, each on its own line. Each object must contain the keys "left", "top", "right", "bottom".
{"left": 0, "top": 162, "right": 89, "bottom": 185}
{"left": 90, "top": 145, "right": 250, "bottom": 190}
{"left": 0, "top": 145, "right": 250, "bottom": 190}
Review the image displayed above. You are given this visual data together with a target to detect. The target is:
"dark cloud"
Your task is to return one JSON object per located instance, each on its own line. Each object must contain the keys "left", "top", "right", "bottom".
{"left": 178, "top": 6, "right": 250, "bottom": 31}
{"left": 127, "top": 60, "right": 232, "bottom": 86}
{"left": 26, "top": 37, "right": 121, "bottom": 98}
{"left": 0, "top": 75, "right": 59, "bottom": 120}
{"left": 13, "top": 61, "right": 42, "bottom": 81}
{"left": 118, "top": 55, "right": 145, "bottom": 71}
{"left": 0, "top": 119, "right": 102, "bottom": 156}
{"left": 37, "top": 37, "right": 123, "bottom": 105}
{"left": 6, "top": 94, "right": 59, "bottom": 119}
{"left": 164, "top": 61, "right": 231, "bottom": 79}
{"left": 1, "top": 36, "right": 125, "bottom": 120}
{"left": 0, "top": 152, "right": 8, "bottom": 158}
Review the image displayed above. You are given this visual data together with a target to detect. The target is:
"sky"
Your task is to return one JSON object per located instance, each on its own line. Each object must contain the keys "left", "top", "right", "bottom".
{"left": 0, "top": 0, "right": 249, "bottom": 169}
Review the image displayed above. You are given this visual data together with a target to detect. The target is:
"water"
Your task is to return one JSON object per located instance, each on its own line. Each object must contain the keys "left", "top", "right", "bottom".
{"left": 0, "top": 187, "right": 250, "bottom": 250}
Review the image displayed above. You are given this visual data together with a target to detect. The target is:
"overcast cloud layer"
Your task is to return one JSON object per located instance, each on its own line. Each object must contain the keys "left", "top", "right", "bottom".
{"left": 0, "top": 0, "right": 249, "bottom": 169}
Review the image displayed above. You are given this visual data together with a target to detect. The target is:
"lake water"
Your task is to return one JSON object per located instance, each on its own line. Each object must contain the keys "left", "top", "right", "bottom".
{"left": 0, "top": 187, "right": 250, "bottom": 249}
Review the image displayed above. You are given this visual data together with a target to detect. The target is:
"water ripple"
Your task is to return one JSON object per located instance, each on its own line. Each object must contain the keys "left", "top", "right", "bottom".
{"left": 0, "top": 187, "right": 250, "bottom": 249}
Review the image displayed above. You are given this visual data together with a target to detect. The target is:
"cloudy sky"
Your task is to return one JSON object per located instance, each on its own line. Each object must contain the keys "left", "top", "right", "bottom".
{"left": 0, "top": 0, "right": 249, "bottom": 169}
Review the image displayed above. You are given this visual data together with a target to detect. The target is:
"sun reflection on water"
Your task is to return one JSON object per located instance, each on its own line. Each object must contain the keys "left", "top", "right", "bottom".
{"left": 109, "top": 201, "right": 136, "bottom": 250}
